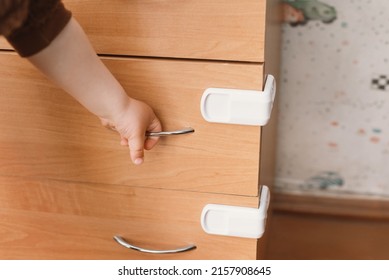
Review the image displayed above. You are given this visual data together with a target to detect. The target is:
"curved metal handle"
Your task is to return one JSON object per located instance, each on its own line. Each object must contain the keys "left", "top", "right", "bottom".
{"left": 146, "top": 127, "right": 194, "bottom": 137}
{"left": 113, "top": 236, "right": 196, "bottom": 254}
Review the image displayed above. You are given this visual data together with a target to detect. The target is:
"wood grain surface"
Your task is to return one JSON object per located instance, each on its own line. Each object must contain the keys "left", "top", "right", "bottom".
{"left": 0, "top": 175, "right": 259, "bottom": 259}
{"left": 0, "top": 53, "right": 263, "bottom": 196}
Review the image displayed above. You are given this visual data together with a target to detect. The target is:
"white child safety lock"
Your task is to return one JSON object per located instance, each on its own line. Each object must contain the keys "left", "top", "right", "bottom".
{"left": 201, "top": 186, "right": 270, "bottom": 239}
{"left": 200, "top": 75, "right": 276, "bottom": 126}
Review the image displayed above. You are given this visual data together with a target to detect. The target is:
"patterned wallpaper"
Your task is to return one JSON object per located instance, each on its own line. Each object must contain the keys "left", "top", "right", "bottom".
{"left": 275, "top": 0, "right": 389, "bottom": 199}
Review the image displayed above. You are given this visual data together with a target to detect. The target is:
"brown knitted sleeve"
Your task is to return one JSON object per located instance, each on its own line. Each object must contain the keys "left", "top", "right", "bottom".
{"left": 0, "top": 0, "right": 29, "bottom": 37}
{"left": 1, "top": 0, "right": 72, "bottom": 57}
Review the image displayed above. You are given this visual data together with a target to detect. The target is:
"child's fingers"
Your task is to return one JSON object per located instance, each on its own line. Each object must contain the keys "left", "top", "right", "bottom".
{"left": 145, "top": 117, "right": 162, "bottom": 150}
{"left": 120, "top": 137, "right": 128, "bottom": 146}
{"left": 144, "top": 136, "right": 159, "bottom": 150}
{"left": 128, "top": 133, "right": 145, "bottom": 165}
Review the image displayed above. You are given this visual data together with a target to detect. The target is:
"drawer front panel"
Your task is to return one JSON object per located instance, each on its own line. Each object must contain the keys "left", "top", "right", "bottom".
{"left": 0, "top": 176, "right": 259, "bottom": 259}
{"left": 0, "top": 0, "right": 266, "bottom": 62}
{"left": 0, "top": 53, "right": 263, "bottom": 196}
{"left": 64, "top": 0, "right": 266, "bottom": 62}
{"left": 0, "top": 38, "right": 10, "bottom": 50}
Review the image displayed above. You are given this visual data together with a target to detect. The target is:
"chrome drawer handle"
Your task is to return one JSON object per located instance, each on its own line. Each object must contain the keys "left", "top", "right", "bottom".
{"left": 146, "top": 127, "right": 194, "bottom": 137}
{"left": 113, "top": 236, "right": 196, "bottom": 254}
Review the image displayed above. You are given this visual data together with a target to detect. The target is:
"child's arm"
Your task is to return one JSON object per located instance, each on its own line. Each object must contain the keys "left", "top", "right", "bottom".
{"left": 28, "top": 17, "right": 162, "bottom": 165}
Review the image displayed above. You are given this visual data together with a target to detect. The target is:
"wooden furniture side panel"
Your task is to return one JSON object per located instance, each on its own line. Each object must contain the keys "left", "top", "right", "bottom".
{"left": 260, "top": 0, "right": 282, "bottom": 188}
{"left": 0, "top": 53, "right": 263, "bottom": 196}
{"left": 0, "top": 175, "right": 259, "bottom": 260}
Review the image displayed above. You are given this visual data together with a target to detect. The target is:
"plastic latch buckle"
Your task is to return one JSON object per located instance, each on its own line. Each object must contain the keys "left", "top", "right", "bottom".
{"left": 201, "top": 186, "right": 270, "bottom": 239}
{"left": 200, "top": 75, "right": 276, "bottom": 126}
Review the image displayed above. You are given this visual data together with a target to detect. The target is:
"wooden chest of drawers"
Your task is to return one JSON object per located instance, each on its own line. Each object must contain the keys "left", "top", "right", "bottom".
{"left": 0, "top": 0, "right": 280, "bottom": 259}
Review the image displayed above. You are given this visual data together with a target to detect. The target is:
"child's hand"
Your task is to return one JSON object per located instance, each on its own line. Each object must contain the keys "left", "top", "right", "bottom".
{"left": 100, "top": 97, "right": 162, "bottom": 165}
{"left": 24, "top": 17, "right": 162, "bottom": 165}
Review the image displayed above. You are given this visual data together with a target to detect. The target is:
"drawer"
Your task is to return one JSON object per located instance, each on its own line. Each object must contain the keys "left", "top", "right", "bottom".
{"left": 0, "top": 38, "right": 9, "bottom": 50}
{"left": 0, "top": 1, "right": 267, "bottom": 62}
{"left": 0, "top": 175, "right": 260, "bottom": 259}
{"left": 65, "top": 0, "right": 266, "bottom": 61}
{"left": 0, "top": 52, "right": 264, "bottom": 196}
